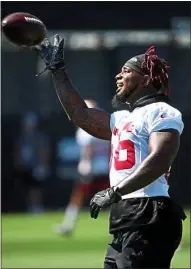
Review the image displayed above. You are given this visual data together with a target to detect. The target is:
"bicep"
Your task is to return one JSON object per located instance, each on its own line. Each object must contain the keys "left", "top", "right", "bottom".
{"left": 148, "top": 129, "right": 180, "bottom": 167}
{"left": 73, "top": 108, "right": 111, "bottom": 140}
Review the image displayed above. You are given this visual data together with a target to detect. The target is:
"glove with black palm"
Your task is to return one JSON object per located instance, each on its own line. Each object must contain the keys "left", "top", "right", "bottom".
{"left": 90, "top": 187, "right": 121, "bottom": 219}
{"left": 33, "top": 34, "right": 65, "bottom": 76}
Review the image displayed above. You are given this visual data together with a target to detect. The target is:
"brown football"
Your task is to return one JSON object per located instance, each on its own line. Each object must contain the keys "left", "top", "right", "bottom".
{"left": 2, "top": 12, "right": 47, "bottom": 46}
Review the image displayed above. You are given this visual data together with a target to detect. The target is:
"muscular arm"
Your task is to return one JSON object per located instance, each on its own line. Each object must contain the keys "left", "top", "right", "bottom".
{"left": 116, "top": 129, "right": 180, "bottom": 196}
{"left": 52, "top": 70, "right": 111, "bottom": 140}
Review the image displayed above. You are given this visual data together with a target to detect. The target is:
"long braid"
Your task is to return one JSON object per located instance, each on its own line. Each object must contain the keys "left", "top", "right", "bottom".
{"left": 141, "top": 46, "right": 170, "bottom": 96}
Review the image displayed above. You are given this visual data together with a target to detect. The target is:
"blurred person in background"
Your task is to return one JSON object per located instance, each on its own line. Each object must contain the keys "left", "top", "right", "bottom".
{"left": 34, "top": 36, "right": 186, "bottom": 268}
{"left": 14, "top": 112, "right": 50, "bottom": 214}
{"left": 55, "top": 99, "right": 110, "bottom": 235}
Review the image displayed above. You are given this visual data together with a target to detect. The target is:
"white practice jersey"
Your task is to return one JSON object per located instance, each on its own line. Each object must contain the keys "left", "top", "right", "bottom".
{"left": 110, "top": 102, "right": 184, "bottom": 199}
{"left": 76, "top": 128, "right": 110, "bottom": 175}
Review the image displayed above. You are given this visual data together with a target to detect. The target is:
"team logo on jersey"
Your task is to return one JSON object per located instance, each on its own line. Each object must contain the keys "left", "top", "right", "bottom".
{"left": 113, "top": 122, "right": 134, "bottom": 136}
{"left": 122, "top": 122, "right": 134, "bottom": 132}
{"left": 160, "top": 113, "right": 167, "bottom": 118}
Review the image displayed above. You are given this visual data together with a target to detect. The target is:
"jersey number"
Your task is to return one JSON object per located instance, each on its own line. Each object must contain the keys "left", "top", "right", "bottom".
{"left": 111, "top": 140, "right": 135, "bottom": 170}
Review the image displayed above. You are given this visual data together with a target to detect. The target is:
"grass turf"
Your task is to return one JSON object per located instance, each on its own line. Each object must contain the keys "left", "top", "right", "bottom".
{"left": 2, "top": 210, "right": 190, "bottom": 268}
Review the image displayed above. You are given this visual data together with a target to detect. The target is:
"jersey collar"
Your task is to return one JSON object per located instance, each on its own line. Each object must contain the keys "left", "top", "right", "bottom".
{"left": 127, "top": 93, "right": 170, "bottom": 112}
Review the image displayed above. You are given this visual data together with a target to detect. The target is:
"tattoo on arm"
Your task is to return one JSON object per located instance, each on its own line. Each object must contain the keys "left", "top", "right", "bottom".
{"left": 52, "top": 70, "right": 111, "bottom": 140}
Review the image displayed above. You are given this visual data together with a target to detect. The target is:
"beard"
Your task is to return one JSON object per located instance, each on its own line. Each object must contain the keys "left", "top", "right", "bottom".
{"left": 111, "top": 83, "right": 138, "bottom": 110}
{"left": 111, "top": 94, "right": 126, "bottom": 109}
{"left": 111, "top": 90, "right": 132, "bottom": 110}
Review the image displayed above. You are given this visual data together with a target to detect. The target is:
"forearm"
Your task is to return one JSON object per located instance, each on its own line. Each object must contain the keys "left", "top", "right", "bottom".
{"left": 52, "top": 69, "right": 87, "bottom": 120}
{"left": 117, "top": 153, "right": 170, "bottom": 196}
{"left": 52, "top": 69, "right": 111, "bottom": 140}
{"left": 36, "top": 35, "right": 111, "bottom": 139}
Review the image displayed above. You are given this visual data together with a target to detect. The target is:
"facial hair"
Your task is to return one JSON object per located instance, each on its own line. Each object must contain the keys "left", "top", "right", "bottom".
{"left": 111, "top": 93, "right": 127, "bottom": 109}
{"left": 111, "top": 82, "right": 139, "bottom": 110}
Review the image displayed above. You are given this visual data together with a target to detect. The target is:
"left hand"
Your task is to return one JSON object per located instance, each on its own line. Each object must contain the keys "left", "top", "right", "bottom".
{"left": 90, "top": 187, "right": 121, "bottom": 219}
{"left": 33, "top": 34, "right": 65, "bottom": 76}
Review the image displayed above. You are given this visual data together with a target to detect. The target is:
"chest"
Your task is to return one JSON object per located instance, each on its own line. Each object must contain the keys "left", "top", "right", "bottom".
{"left": 112, "top": 112, "right": 146, "bottom": 145}
{"left": 110, "top": 112, "right": 148, "bottom": 171}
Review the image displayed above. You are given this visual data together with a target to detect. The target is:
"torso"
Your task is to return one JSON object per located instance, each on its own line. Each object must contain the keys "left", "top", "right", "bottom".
{"left": 109, "top": 102, "right": 184, "bottom": 199}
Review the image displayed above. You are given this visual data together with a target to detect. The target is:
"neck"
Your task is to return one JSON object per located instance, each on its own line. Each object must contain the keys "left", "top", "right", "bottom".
{"left": 126, "top": 87, "right": 157, "bottom": 106}
{"left": 128, "top": 92, "right": 169, "bottom": 111}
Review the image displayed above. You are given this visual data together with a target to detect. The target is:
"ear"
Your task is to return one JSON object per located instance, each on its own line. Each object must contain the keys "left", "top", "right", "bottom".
{"left": 142, "top": 75, "right": 150, "bottom": 87}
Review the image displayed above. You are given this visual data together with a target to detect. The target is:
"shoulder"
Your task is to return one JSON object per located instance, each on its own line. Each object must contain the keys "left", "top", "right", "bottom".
{"left": 141, "top": 102, "right": 184, "bottom": 135}
{"left": 144, "top": 102, "right": 182, "bottom": 116}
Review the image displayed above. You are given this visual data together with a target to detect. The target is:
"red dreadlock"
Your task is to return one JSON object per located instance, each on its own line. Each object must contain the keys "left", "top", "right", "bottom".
{"left": 141, "top": 46, "right": 170, "bottom": 96}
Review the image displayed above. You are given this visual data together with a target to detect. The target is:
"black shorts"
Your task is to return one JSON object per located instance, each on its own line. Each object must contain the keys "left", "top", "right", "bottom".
{"left": 104, "top": 196, "right": 186, "bottom": 269}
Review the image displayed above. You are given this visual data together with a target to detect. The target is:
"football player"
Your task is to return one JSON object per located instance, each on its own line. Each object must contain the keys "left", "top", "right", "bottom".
{"left": 34, "top": 36, "right": 186, "bottom": 268}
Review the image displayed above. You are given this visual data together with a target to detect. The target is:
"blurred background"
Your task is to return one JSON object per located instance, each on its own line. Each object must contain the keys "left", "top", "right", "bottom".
{"left": 1, "top": 1, "right": 191, "bottom": 268}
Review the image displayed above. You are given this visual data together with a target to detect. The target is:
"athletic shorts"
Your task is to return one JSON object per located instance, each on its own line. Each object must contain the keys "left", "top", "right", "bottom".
{"left": 104, "top": 196, "right": 186, "bottom": 268}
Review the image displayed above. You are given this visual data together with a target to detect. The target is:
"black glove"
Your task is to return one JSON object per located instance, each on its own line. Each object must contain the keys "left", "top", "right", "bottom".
{"left": 90, "top": 187, "right": 121, "bottom": 219}
{"left": 33, "top": 34, "right": 65, "bottom": 76}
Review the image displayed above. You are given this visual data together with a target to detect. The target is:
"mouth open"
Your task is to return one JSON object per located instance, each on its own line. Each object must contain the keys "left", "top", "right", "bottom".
{"left": 116, "top": 83, "right": 124, "bottom": 93}
{"left": 117, "top": 83, "right": 123, "bottom": 87}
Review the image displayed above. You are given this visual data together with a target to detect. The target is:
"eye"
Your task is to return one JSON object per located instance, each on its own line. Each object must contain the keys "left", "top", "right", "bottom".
{"left": 123, "top": 68, "right": 131, "bottom": 73}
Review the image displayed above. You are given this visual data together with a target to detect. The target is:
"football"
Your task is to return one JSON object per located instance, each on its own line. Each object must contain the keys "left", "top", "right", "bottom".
{"left": 2, "top": 12, "right": 47, "bottom": 46}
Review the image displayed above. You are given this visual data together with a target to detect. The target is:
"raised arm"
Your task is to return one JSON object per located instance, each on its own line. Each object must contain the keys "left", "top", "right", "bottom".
{"left": 52, "top": 70, "right": 111, "bottom": 140}
{"left": 35, "top": 35, "right": 111, "bottom": 140}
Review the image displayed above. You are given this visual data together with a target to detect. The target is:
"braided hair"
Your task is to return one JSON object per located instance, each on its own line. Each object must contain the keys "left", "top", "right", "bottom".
{"left": 141, "top": 46, "right": 170, "bottom": 96}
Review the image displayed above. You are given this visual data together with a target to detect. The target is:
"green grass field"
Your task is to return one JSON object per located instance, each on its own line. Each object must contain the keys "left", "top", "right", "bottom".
{"left": 2, "top": 210, "right": 190, "bottom": 268}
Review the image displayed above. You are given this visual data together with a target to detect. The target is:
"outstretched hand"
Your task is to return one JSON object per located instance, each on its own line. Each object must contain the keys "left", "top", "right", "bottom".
{"left": 33, "top": 34, "right": 65, "bottom": 76}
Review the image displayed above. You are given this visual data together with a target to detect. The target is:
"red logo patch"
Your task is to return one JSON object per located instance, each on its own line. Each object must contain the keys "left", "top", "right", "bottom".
{"left": 113, "top": 122, "right": 134, "bottom": 136}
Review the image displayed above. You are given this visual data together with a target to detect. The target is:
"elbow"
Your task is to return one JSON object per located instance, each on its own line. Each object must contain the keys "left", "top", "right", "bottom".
{"left": 72, "top": 115, "right": 84, "bottom": 129}
{"left": 71, "top": 107, "right": 87, "bottom": 125}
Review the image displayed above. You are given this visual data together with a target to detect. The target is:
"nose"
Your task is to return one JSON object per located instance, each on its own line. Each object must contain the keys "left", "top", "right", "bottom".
{"left": 115, "top": 72, "right": 122, "bottom": 80}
